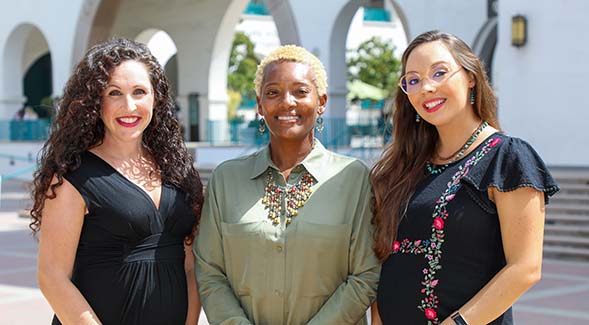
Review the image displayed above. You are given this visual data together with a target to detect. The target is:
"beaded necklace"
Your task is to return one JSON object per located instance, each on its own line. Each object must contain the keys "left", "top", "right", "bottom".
{"left": 261, "top": 170, "right": 316, "bottom": 226}
{"left": 426, "top": 120, "right": 488, "bottom": 175}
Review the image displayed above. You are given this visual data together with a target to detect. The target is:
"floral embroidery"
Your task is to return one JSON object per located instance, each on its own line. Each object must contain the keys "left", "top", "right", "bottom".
{"left": 392, "top": 137, "right": 501, "bottom": 324}
{"left": 393, "top": 238, "right": 430, "bottom": 254}
{"left": 425, "top": 308, "right": 437, "bottom": 320}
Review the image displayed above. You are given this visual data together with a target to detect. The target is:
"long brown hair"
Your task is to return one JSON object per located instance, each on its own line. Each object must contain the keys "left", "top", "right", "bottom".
{"left": 370, "top": 31, "right": 499, "bottom": 261}
{"left": 30, "top": 39, "right": 203, "bottom": 241}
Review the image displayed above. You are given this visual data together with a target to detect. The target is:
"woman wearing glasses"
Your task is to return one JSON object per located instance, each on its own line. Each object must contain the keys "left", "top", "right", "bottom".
{"left": 370, "top": 31, "right": 558, "bottom": 324}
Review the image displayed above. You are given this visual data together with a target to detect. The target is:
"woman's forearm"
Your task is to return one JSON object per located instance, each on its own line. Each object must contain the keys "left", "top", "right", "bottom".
{"left": 441, "top": 262, "right": 540, "bottom": 325}
{"left": 185, "top": 268, "right": 201, "bottom": 325}
{"left": 38, "top": 270, "right": 102, "bottom": 325}
{"left": 371, "top": 301, "right": 383, "bottom": 325}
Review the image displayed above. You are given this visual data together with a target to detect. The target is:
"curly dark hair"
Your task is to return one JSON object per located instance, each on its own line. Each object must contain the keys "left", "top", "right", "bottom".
{"left": 30, "top": 38, "right": 203, "bottom": 242}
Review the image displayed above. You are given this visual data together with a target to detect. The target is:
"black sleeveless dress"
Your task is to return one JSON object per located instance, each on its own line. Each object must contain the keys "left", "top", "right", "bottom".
{"left": 52, "top": 151, "right": 196, "bottom": 325}
{"left": 377, "top": 133, "right": 559, "bottom": 324}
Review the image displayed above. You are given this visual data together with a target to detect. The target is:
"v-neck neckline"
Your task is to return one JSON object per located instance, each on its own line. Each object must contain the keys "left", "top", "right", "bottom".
{"left": 86, "top": 151, "right": 165, "bottom": 212}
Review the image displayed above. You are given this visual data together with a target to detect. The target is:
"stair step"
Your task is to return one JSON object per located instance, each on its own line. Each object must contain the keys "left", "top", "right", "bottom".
{"left": 551, "top": 169, "right": 589, "bottom": 180}
{"left": 543, "top": 235, "right": 589, "bottom": 246}
{"left": 556, "top": 183, "right": 589, "bottom": 195}
{"left": 543, "top": 245, "right": 589, "bottom": 260}
{"left": 196, "top": 166, "right": 215, "bottom": 185}
{"left": 546, "top": 214, "right": 589, "bottom": 224}
{"left": 551, "top": 194, "right": 589, "bottom": 203}
{"left": 552, "top": 177, "right": 589, "bottom": 185}
{"left": 552, "top": 193, "right": 589, "bottom": 199}
{"left": 546, "top": 203, "right": 589, "bottom": 214}
{"left": 544, "top": 224, "right": 589, "bottom": 235}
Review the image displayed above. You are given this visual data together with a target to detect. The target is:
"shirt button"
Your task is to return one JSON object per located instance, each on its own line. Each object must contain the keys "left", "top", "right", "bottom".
{"left": 276, "top": 245, "right": 283, "bottom": 253}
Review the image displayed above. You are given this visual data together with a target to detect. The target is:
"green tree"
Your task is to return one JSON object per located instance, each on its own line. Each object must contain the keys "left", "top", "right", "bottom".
{"left": 347, "top": 36, "right": 401, "bottom": 95}
{"left": 228, "top": 31, "right": 259, "bottom": 101}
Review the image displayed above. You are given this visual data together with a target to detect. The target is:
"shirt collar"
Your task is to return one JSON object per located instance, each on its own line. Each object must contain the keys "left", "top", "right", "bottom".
{"left": 250, "top": 139, "right": 328, "bottom": 182}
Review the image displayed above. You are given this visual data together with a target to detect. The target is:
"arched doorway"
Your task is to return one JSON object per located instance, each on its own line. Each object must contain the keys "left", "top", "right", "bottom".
{"left": 1, "top": 23, "right": 52, "bottom": 140}
{"left": 2, "top": 23, "right": 52, "bottom": 119}
{"left": 226, "top": 0, "right": 281, "bottom": 144}
{"left": 473, "top": 1, "right": 498, "bottom": 84}
{"left": 327, "top": 0, "right": 407, "bottom": 146}
{"left": 24, "top": 52, "right": 53, "bottom": 118}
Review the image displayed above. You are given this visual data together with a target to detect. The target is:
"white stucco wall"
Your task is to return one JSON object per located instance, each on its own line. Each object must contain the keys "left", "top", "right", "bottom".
{"left": 495, "top": 0, "right": 589, "bottom": 166}
{"left": 394, "top": 0, "right": 487, "bottom": 44}
{"left": 0, "top": 0, "right": 587, "bottom": 166}
{"left": 0, "top": 0, "right": 83, "bottom": 118}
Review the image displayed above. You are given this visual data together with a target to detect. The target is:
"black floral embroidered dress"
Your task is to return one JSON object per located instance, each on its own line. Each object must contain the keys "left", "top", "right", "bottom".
{"left": 377, "top": 133, "right": 559, "bottom": 324}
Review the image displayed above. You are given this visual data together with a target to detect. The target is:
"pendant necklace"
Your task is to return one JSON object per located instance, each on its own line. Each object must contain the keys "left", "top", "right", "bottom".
{"left": 261, "top": 169, "right": 316, "bottom": 226}
{"left": 426, "top": 120, "right": 488, "bottom": 175}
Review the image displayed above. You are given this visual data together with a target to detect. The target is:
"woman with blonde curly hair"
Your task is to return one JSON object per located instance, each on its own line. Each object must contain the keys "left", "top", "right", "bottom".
{"left": 194, "top": 45, "right": 380, "bottom": 324}
{"left": 31, "top": 38, "right": 203, "bottom": 324}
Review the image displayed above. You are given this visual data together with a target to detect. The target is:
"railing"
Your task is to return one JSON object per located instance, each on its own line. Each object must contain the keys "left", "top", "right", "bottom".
{"left": 363, "top": 8, "right": 391, "bottom": 23}
{"left": 0, "top": 119, "right": 51, "bottom": 141}
{"left": 243, "top": 1, "right": 270, "bottom": 16}
{"left": 205, "top": 117, "right": 388, "bottom": 149}
{"left": 1, "top": 117, "right": 390, "bottom": 149}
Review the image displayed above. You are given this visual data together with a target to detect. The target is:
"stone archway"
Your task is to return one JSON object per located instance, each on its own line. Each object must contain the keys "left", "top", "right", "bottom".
{"left": 1, "top": 23, "right": 51, "bottom": 119}
{"left": 71, "top": 0, "right": 296, "bottom": 142}
{"left": 206, "top": 0, "right": 298, "bottom": 143}
{"left": 70, "top": 0, "right": 119, "bottom": 69}
{"left": 264, "top": 0, "right": 301, "bottom": 45}
{"left": 473, "top": 18, "right": 497, "bottom": 84}
{"left": 135, "top": 28, "right": 178, "bottom": 95}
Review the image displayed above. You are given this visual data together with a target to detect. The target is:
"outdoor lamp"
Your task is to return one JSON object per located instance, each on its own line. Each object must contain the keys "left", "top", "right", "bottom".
{"left": 511, "top": 15, "right": 527, "bottom": 47}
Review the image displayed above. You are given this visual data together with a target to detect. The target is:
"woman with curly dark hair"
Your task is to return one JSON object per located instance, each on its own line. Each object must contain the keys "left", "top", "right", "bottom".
{"left": 31, "top": 38, "right": 203, "bottom": 324}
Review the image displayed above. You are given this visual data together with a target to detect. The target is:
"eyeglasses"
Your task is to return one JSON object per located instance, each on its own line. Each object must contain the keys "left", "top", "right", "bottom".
{"left": 398, "top": 67, "right": 464, "bottom": 95}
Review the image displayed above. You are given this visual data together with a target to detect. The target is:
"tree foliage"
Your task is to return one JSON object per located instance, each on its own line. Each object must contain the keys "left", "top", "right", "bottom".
{"left": 228, "top": 31, "right": 259, "bottom": 100}
{"left": 347, "top": 36, "right": 401, "bottom": 95}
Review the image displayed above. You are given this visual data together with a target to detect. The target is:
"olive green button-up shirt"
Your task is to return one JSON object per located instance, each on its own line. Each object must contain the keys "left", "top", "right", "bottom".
{"left": 194, "top": 141, "right": 380, "bottom": 325}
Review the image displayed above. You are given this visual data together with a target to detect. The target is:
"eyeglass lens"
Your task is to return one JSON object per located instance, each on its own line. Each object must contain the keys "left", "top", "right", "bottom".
{"left": 400, "top": 68, "right": 452, "bottom": 94}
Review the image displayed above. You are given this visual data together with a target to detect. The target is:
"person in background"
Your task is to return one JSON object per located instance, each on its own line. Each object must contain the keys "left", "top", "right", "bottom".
{"left": 195, "top": 45, "right": 380, "bottom": 324}
{"left": 370, "top": 31, "right": 558, "bottom": 324}
{"left": 31, "top": 38, "right": 203, "bottom": 324}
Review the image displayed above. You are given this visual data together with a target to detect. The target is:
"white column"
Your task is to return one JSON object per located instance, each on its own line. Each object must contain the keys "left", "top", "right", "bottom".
{"left": 0, "top": 95, "right": 26, "bottom": 119}
{"left": 207, "top": 94, "right": 230, "bottom": 144}
{"left": 175, "top": 94, "right": 191, "bottom": 141}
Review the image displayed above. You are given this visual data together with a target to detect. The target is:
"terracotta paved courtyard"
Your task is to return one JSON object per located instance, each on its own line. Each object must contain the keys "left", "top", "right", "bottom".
{"left": 0, "top": 178, "right": 588, "bottom": 324}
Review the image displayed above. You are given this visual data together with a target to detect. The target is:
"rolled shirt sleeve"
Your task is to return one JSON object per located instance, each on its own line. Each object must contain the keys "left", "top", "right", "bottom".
{"left": 194, "top": 173, "right": 252, "bottom": 325}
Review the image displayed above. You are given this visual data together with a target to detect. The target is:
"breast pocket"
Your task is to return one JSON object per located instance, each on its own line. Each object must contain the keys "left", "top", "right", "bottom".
{"left": 292, "top": 221, "right": 352, "bottom": 297}
{"left": 221, "top": 221, "right": 267, "bottom": 296}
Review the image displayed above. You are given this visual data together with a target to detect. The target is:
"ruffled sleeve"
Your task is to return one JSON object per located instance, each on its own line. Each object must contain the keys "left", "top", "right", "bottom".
{"left": 461, "top": 134, "right": 559, "bottom": 204}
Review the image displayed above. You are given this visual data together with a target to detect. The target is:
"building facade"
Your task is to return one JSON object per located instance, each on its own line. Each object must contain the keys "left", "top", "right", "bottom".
{"left": 0, "top": 0, "right": 586, "bottom": 166}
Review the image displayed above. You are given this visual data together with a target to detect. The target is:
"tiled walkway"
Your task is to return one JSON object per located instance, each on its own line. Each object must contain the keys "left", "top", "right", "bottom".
{"left": 1, "top": 178, "right": 588, "bottom": 324}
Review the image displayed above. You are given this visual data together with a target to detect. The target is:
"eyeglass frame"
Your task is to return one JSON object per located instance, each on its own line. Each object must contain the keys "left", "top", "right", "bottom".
{"left": 397, "top": 67, "right": 466, "bottom": 95}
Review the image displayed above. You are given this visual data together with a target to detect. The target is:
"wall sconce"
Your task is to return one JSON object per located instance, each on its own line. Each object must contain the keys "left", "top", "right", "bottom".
{"left": 511, "top": 15, "right": 527, "bottom": 47}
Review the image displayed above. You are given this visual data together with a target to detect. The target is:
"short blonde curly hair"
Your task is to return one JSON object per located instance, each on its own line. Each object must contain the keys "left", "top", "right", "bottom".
{"left": 254, "top": 45, "right": 328, "bottom": 97}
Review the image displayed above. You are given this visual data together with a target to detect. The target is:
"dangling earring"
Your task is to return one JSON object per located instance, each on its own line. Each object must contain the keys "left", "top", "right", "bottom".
{"left": 258, "top": 118, "right": 266, "bottom": 135}
{"left": 415, "top": 113, "right": 421, "bottom": 123}
{"left": 315, "top": 116, "right": 324, "bottom": 133}
{"left": 470, "top": 88, "right": 476, "bottom": 105}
